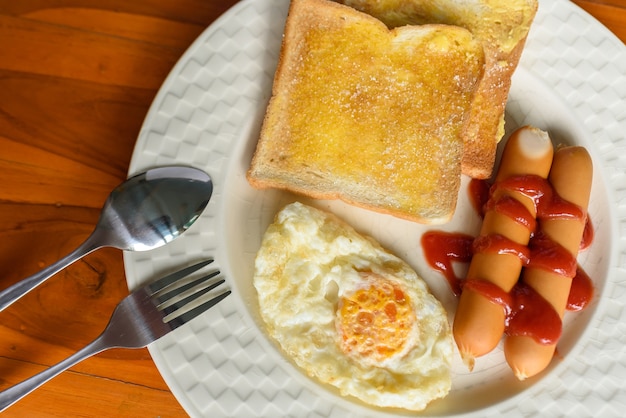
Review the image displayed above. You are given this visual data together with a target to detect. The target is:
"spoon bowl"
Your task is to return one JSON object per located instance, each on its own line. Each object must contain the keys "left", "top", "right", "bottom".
{"left": 0, "top": 166, "right": 213, "bottom": 311}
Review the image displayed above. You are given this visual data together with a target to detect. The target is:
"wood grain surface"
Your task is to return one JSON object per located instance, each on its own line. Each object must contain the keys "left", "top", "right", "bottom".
{"left": 0, "top": 0, "right": 623, "bottom": 417}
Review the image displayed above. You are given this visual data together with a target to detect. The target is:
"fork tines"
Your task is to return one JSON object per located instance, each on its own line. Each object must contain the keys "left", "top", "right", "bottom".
{"left": 147, "top": 259, "right": 215, "bottom": 295}
{"left": 147, "top": 260, "right": 231, "bottom": 329}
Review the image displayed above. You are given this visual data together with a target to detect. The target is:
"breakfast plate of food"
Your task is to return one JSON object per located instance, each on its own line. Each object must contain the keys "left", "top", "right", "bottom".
{"left": 123, "top": 0, "right": 626, "bottom": 416}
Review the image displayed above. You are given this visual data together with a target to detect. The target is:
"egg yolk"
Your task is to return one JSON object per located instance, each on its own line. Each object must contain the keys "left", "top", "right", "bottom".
{"left": 337, "top": 274, "right": 416, "bottom": 364}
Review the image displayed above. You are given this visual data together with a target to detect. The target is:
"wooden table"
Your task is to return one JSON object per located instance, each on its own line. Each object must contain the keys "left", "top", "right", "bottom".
{"left": 0, "top": 0, "right": 623, "bottom": 416}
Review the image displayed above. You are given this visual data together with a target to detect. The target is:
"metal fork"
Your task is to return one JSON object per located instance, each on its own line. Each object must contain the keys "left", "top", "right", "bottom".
{"left": 0, "top": 259, "right": 230, "bottom": 412}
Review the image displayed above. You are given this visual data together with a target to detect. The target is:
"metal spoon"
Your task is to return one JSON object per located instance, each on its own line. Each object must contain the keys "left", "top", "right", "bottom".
{"left": 0, "top": 166, "right": 213, "bottom": 312}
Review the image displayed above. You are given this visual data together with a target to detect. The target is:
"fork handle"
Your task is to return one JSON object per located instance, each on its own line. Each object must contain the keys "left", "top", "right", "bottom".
{"left": 0, "top": 335, "right": 108, "bottom": 412}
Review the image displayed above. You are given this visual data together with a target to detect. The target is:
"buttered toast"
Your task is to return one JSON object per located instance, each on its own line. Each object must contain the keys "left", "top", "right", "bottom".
{"left": 247, "top": 0, "right": 484, "bottom": 224}
{"left": 337, "top": 0, "right": 538, "bottom": 179}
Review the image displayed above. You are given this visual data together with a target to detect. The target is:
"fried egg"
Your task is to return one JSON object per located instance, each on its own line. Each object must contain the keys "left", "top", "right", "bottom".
{"left": 253, "top": 202, "right": 452, "bottom": 411}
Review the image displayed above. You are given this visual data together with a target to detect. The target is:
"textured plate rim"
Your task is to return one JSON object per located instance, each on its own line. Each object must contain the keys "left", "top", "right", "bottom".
{"left": 123, "top": 0, "right": 626, "bottom": 416}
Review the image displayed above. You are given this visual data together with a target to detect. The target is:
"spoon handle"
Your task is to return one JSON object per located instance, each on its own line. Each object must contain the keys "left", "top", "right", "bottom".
{"left": 0, "top": 232, "right": 102, "bottom": 312}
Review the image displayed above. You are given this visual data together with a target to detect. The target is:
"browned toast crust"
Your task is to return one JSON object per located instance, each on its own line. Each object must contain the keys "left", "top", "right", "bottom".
{"left": 337, "top": 0, "right": 538, "bottom": 179}
{"left": 247, "top": 0, "right": 484, "bottom": 224}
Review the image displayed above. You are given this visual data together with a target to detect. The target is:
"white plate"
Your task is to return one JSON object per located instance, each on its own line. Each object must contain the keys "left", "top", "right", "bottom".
{"left": 124, "top": 0, "right": 626, "bottom": 416}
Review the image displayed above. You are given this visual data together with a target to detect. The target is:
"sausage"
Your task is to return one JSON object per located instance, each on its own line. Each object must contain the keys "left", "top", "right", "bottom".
{"left": 453, "top": 126, "right": 554, "bottom": 370}
{"left": 504, "top": 146, "right": 592, "bottom": 380}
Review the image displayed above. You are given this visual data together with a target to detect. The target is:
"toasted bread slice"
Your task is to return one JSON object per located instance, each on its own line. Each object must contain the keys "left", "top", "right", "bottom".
{"left": 247, "top": 0, "right": 484, "bottom": 224}
{"left": 337, "top": 0, "right": 538, "bottom": 178}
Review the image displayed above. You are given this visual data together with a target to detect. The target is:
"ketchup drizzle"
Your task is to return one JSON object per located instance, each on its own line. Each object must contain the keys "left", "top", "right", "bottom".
{"left": 567, "top": 267, "right": 594, "bottom": 311}
{"left": 506, "top": 282, "right": 562, "bottom": 345}
{"left": 494, "top": 174, "right": 551, "bottom": 209}
{"left": 527, "top": 231, "right": 577, "bottom": 278}
{"left": 468, "top": 177, "right": 490, "bottom": 216}
{"left": 421, "top": 231, "right": 473, "bottom": 296}
{"left": 580, "top": 217, "right": 594, "bottom": 251}
{"left": 463, "top": 279, "right": 512, "bottom": 316}
{"left": 484, "top": 194, "right": 536, "bottom": 231}
{"left": 421, "top": 176, "right": 595, "bottom": 346}
{"left": 472, "top": 234, "right": 530, "bottom": 264}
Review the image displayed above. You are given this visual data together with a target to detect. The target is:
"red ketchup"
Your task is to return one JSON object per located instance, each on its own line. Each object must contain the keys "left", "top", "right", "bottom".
{"left": 421, "top": 231, "right": 473, "bottom": 296}
{"left": 506, "top": 282, "right": 562, "bottom": 344}
{"left": 468, "top": 177, "right": 490, "bottom": 216}
{"left": 421, "top": 176, "right": 595, "bottom": 345}
{"left": 580, "top": 218, "right": 594, "bottom": 251}
{"left": 567, "top": 267, "right": 594, "bottom": 311}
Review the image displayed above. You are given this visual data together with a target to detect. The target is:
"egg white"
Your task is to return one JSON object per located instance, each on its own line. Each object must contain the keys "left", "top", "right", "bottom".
{"left": 253, "top": 202, "right": 452, "bottom": 411}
